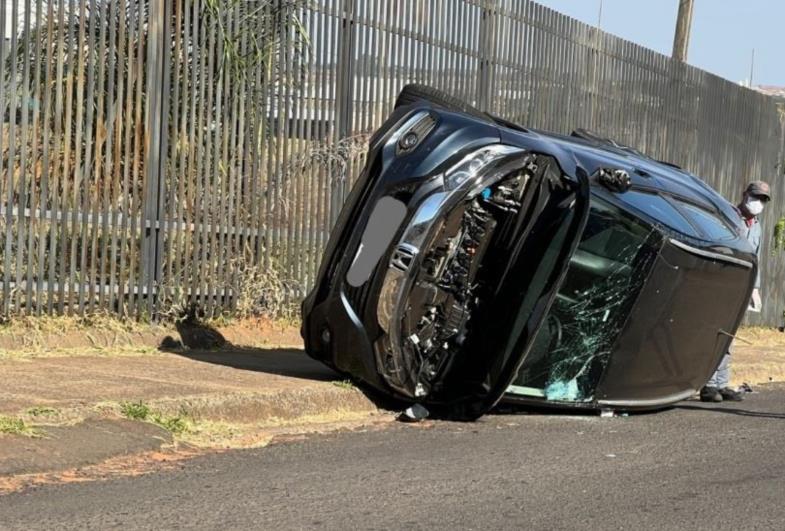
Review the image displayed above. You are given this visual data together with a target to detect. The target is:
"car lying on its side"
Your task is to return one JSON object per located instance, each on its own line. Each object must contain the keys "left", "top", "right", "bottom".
{"left": 301, "top": 85, "right": 757, "bottom": 420}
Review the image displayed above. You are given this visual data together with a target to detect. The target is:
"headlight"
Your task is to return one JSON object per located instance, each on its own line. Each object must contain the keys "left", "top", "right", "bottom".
{"left": 443, "top": 145, "right": 522, "bottom": 191}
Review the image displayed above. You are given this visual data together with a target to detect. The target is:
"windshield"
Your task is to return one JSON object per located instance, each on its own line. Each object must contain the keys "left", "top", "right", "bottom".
{"left": 508, "top": 196, "right": 661, "bottom": 402}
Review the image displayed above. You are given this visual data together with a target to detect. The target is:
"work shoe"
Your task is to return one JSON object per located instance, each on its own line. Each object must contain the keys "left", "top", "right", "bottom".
{"left": 700, "top": 386, "right": 722, "bottom": 402}
{"left": 719, "top": 387, "right": 744, "bottom": 401}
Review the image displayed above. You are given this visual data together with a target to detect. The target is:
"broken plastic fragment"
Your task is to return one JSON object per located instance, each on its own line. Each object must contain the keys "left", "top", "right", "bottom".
{"left": 398, "top": 403, "right": 430, "bottom": 422}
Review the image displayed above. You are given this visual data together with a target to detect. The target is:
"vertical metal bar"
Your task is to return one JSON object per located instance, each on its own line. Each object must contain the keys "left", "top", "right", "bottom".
{"left": 142, "top": 0, "right": 163, "bottom": 316}
{"left": 313, "top": 3, "right": 329, "bottom": 269}
{"left": 35, "top": 0, "right": 56, "bottom": 314}
{"left": 16, "top": 0, "right": 32, "bottom": 314}
{"left": 331, "top": 0, "right": 355, "bottom": 225}
{"left": 250, "top": 0, "right": 266, "bottom": 270}
{"left": 128, "top": 0, "right": 148, "bottom": 316}
{"left": 98, "top": 0, "right": 119, "bottom": 311}
{"left": 118, "top": 0, "right": 139, "bottom": 316}
{"left": 211, "top": 0, "right": 227, "bottom": 310}
{"left": 107, "top": 0, "right": 126, "bottom": 312}
{"left": 76, "top": 0, "right": 96, "bottom": 315}
{"left": 227, "top": 0, "right": 242, "bottom": 310}
{"left": 190, "top": 0, "right": 206, "bottom": 307}
{"left": 3, "top": 0, "right": 20, "bottom": 315}
{"left": 0, "top": 0, "right": 8, "bottom": 315}
{"left": 64, "top": 0, "right": 86, "bottom": 314}
{"left": 279, "top": 0, "right": 293, "bottom": 303}
{"left": 292, "top": 1, "right": 306, "bottom": 295}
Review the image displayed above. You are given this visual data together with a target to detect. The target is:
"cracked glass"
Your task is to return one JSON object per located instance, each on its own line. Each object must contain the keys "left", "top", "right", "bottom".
{"left": 508, "top": 197, "right": 661, "bottom": 402}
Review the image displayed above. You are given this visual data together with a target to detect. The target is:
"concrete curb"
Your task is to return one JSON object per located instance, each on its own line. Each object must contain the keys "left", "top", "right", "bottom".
{"left": 138, "top": 386, "right": 381, "bottom": 424}
{"left": 1, "top": 382, "right": 387, "bottom": 483}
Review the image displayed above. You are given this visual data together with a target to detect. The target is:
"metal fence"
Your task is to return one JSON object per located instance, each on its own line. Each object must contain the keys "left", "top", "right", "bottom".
{"left": 1, "top": 0, "right": 784, "bottom": 325}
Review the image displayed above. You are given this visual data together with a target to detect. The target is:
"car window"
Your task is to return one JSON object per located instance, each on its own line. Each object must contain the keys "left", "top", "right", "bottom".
{"left": 618, "top": 190, "right": 699, "bottom": 237}
{"left": 508, "top": 197, "right": 659, "bottom": 402}
{"left": 678, "top": 202, "right": 737, "bottom": 241}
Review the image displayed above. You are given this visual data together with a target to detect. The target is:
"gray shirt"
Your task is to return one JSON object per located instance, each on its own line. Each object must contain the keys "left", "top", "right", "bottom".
{"left": 743, "top": 217, "right": 762, "bottom": 289}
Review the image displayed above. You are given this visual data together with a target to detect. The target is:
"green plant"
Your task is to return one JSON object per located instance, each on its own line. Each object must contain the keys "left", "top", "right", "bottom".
{"left": 331, "top": 379, "right": 355, "bottom": 390}
{"left": 26, "top": 406, "right": 58, "bottom": 417}
{"left": 0, "top": 415, "right": 41, "bottom": 437}
{"left": 119, "top": 401, "right": 192, "bottom": 435}
{"left": 204, "top": 0, "right": 310, "bottom": 82}
{"left": 152, "top": 414, "right": 190, "bottom": 435}
{"left": 120, "top": 400, "right": 151, "bottom": 421}
{"left": 773, "top": 217, "right": 785, "bottom": 255}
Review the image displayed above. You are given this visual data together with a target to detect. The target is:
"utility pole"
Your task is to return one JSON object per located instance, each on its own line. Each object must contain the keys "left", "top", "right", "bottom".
{"left": 748, "top": 48, "right": 755, "bottom": 87}
{"left": 672, "top": 0, "right": 694, "bottom": 62}
{"left": 597, "top": 0, "right": 603, "bottom": 30}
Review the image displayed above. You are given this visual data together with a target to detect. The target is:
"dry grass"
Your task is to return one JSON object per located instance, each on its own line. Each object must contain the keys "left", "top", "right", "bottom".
{"left": 228, "top": 256, "right": 297, "bottom": 321}
{"left": 0, "top": 311, "right": 155, "bottom": 347}
{"left": 0, "top": 345, "right": 163, "bottom": 362}
{"left": 736, "top": 326, "right": 785, "bottom": 348}
{"left": 0, "top": 305, "right": 302, "bottom": 358}
{"left": 729, "top": 326, "right": 785, "bottom": 387}
{"left": 173, "top": 410, "right": 391, "bottom": 450}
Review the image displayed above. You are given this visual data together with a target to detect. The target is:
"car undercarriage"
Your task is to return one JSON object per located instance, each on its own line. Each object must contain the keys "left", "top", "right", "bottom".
{"left": 302, "top": 85, "right": 757, "bottom": 420}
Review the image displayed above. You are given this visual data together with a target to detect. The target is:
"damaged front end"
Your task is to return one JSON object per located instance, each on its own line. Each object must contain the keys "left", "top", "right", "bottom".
{"left": 302, "top": 90, "right": 590, "bottom": 420}
{"left": 374, "top": 145, "right": 537, "bottom": 400}
{"left": 303, "top": 85, "right": 757, "bottom": 419}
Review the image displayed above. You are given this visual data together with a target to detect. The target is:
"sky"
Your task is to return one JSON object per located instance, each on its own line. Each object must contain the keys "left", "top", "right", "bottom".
{"left": 536, "top": 0, "right": 784, "bottom": 87}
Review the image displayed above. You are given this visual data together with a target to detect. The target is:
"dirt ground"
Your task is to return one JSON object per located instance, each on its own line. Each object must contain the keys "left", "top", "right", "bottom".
{"left": 729, "top": 327, "right": 785, "bottom": 386}
{"left": 0, "top": 315, "right": 302, "bottom": 358}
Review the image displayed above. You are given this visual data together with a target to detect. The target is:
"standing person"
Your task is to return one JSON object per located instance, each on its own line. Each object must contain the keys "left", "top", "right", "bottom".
{"left": 701, "top": 181, "right": 771, "bottom": 402}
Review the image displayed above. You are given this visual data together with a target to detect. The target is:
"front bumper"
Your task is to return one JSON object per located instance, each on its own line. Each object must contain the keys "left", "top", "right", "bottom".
{"left": 301, "top": 107, "right": 505, "bottom": 394}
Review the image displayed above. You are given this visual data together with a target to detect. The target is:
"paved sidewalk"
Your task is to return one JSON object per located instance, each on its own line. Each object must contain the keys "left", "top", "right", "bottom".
{"left": 0, "top": 347, "right": 384, "bottom": 479}
{"left": 0, "top": 347, "right": 375, "bottom": 420}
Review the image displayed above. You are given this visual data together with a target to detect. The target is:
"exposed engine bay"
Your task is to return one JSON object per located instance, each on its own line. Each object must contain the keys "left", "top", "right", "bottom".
{"left": 394, "top": 169, "right": 532, "bottom": 398}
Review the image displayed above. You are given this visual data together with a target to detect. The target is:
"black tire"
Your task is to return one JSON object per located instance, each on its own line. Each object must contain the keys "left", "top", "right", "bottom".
{"left": 394, "top": 84, "right": 490, "bottom": 122}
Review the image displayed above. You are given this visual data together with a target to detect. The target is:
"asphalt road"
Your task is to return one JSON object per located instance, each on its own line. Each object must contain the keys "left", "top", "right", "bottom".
{"left": 3, "top": 386, "right": 785, "bottom": 530}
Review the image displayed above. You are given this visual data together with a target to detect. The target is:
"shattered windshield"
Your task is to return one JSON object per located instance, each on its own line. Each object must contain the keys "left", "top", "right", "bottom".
{"left": 508, "top": 196, "right": 661, "bottom": 402}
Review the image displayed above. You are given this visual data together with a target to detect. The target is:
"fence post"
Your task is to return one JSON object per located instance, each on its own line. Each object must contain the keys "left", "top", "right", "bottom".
{"left": 478, "top": 0, "right": 497, "bottom": 111}
{"left": 330, "top": 0, "right": 356, "bottom": 227}
{"left": 141, "top": 0, "right": 172, "bottom": 319}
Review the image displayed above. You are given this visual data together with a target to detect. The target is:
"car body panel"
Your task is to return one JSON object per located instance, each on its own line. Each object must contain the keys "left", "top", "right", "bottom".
{"left": 302, "top": 85, "right": 757, "bottom": 419}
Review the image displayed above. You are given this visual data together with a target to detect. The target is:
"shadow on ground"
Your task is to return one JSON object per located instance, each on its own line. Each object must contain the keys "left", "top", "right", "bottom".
{"left": 159, "top": 322, "right": 406, "bottom": 411}
{"left": 158, "top": 319, "right": 332, "bottom": 380}
{"left": 675, "top": 403, "right": 785, "bottom": 420}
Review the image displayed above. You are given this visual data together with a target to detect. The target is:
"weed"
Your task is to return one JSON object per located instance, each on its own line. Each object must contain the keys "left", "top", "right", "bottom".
{"left": 331, "top": 379, "right": 355, "bottom": 390}
{"left": 120, "top": 400, "right": 151, "bottom": 421}
{"left": 119, "top": 401, "right": 192, "bottom": 435}
{"left": 26, "top": 406, "right": 58, "bottom": 417}
{"left": 0, "top": 415, "right": 40, "bottom": 437}
{"left": 773, "top": 217, "right": 785, "bottom": 255}
{"left": 152, "top": 414, "right": 191, "bottom": 435}
{"left": 229, "top": 254, "right": 297, "bottom": 321}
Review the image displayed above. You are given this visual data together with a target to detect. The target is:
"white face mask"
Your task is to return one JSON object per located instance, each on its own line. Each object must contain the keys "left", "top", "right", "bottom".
{"left": 745, "top": 199, "right": 764, "bottom": 217}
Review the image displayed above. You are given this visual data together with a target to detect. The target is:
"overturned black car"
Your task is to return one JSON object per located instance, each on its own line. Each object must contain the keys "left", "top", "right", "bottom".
{"left": 302, "top": 85, "right": 757, "bottom": 420}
